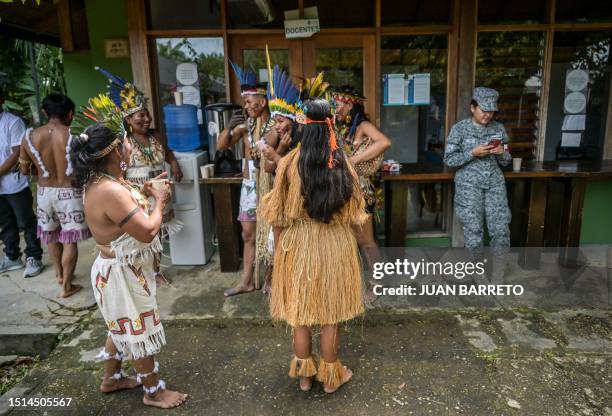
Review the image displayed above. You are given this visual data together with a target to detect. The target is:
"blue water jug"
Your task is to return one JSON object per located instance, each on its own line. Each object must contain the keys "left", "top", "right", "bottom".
{"left": 163, "top": 104, "right": 202, "bottom": 151}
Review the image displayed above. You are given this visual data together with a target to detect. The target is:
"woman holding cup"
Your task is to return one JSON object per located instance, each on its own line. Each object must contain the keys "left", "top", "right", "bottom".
{"left": 96, "top": 67, "right": 183, "bottom": 285}
{"left": 443, "top": 87, "right": 512, "bottom": 258}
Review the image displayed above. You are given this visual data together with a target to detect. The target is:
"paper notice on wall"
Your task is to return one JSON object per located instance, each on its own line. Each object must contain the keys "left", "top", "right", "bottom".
{"left": 561, "top": 132, "right": 582, "bottom": 147}
{"left": 564, "top": 91, "right": 587, "bottom": 114}
{"left": 407, "top": 73, "right": 430, "bottom": 105}
{"left": 561, "top": 114, "right": 586, "bottom": 131}
{"left": 383, "top": 74, "right": 405, "bottom": 105}
{"left": 565, "top": 69, "right": 589, "bottom": 92}
{"left": 178, "top": 85, "right": 201, "bottom": 107}
{"left": 176, "top": 62, "right": 198, "bottom": 86}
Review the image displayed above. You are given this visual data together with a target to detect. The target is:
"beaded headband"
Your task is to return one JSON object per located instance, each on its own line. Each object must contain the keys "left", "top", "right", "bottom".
{"left": 91, "top": 138, "right": 121, "bottom": 160}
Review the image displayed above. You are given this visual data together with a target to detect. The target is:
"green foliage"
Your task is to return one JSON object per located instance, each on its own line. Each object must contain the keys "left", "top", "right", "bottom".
{"left": 156, "top": 38, "right": 226, "bottom": 103}
{"left": 0, "top": 36, "right": 66, "bottom": 125}
{"left": 0, "top": 0, "right": 41, "bottom": 4}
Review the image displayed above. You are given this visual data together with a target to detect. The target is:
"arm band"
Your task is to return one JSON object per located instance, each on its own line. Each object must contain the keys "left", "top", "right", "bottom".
{"left": 118, "top": 207, "right": 141, "bottom": 228}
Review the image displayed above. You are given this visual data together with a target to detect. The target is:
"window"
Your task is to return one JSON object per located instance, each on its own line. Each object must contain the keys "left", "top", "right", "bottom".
{"left": 228, "top": 0, "right": 298, "bottom": 29}
{"left": 380, "top": 35, "right": 448, "bottom": 164}
{"left": 148, "top": 0, "right": 222, "bottom": 30}
{"left": 155, "top": 37, "right": 226, "bottom": 110}
{"left": 303, "top": 0, "right": 374, "bottom": 28}
{"left": 555, "top": 0, "right": 612, "bottom": 23}
{"left": 242, "top": 49, "right": 290, "bottom": 79}
{"left": 316, "top": 48, "right": 363, "bottom": 94}
{"left": 476, "top": 31, "right": 545, "bottom": 159}
{"left": 478, "top": 0, "right": 547, "bottom": 24}
{"left": 380, "top": 35, "right": 449, "bottom": 234}
{"left": 544, "top": 31, "right": 612, "bottom": 161}
{"left": 381, "top": 0, "right": 451, "bottom": 26}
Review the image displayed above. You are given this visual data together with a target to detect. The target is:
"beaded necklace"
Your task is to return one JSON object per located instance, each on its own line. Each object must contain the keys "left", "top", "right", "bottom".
{"left": 130, "top": 133, "right": 159, "bottom": 166}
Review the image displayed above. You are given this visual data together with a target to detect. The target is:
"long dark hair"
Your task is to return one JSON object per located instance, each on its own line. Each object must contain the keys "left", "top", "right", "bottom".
{"left": 298, "top": 99, "right": 353, "bottom": 223}
{"left": 70, "top": 123, "right": 120, "bottom": 189}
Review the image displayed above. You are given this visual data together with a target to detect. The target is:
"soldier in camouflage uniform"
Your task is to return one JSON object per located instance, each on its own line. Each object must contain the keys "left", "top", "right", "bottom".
{"left": 444, "top": 87, "right": 512, "bottom": 256}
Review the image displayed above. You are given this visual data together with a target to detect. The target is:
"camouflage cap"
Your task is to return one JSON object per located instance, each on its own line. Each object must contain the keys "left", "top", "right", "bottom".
{"left": 472, "top": 87, "right": 499, "bottom": 112}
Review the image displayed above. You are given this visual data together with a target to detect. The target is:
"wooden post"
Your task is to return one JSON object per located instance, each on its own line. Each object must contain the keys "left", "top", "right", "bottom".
{"left": 518, "top": 179, "right": 547, "bottom": 269}
{"left": 450, "top": 0, "right": 478, "bottom": 247}
{"left": 385, "top": 181, "right": 408, "bottom": 247}
{"left": 559, "top": 178, "right": 587, "bottom": 267}
{"left": 56, "top": 0, "right": 74, "bottom": 52}
{"left": 211, "top": 183, "right": 242, "bottom": 272}
{"left": 126, "top": 0, "right": 155, "bottom": 121}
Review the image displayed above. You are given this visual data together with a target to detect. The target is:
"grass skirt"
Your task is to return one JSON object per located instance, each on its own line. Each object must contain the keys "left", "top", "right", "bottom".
{"left": 270, "top": 219, "right": 364, "bottom": 327}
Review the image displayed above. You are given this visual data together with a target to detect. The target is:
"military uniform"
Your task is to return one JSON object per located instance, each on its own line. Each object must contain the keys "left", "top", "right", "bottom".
{"left": 444, "top": 88, "right": 512, "bottom": 254}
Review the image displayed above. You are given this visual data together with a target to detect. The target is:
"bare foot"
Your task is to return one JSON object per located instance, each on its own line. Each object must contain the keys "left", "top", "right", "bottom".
{"left": 100, "top": 376, "right": 141, "bottom": 393}
{"left": 142, "top": 389, "right": 188, "bottom": 409}
{"left": 323, "top": 366, "right": 353, "bottom": 394}
{"left": 60, "top": 284, "right": 82, "bottom": 298}
{"left": 224, "top": 283, "right": 255, "bottom": 297}
{"left": 155, "top": 272, "right": 172, "bottom": 286}
{"left": 56, "top": 273, "right": 63, "bottom": 284}
{"left": 299, "top": 376, "right": 312, "bottom": 392}
{"left": 261, "top": 281, "right": 272, "bottom": 295}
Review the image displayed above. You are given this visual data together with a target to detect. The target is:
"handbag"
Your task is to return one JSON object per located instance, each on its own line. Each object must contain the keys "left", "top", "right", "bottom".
{"left": 213, "top": 149, "right": 242, "bottom": 177}
{"left": 351, "top": 136, "right": 384, "bottom": 177}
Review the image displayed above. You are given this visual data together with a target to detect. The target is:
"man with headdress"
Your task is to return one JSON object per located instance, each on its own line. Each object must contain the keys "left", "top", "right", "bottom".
{"left": 219, "top": 62, "right": 273, "bottom": 297}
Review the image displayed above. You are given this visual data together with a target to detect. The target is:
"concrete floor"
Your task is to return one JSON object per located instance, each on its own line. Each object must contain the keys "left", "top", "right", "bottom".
{"left": 0, "top": 241, "right": 610, "bottom": 415}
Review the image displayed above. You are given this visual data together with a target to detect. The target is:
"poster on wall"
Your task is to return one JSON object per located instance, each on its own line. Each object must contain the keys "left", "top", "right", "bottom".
{"left": 383, "top": 73, "right": 430, "bottom": 106}
{"left": 407, "top": 73, "right": 430, "bottom": 105}
{"left": 383, "top": 74, "right": 406, "bottom": 106}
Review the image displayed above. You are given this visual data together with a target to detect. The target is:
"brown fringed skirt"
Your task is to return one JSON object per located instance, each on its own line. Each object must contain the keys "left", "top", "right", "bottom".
{"left": 270, "top": 219, "right": 364, "bottom": 327}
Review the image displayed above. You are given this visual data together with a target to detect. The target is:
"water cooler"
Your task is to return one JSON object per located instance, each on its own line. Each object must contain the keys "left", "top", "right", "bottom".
{"left": 169, "top": 150, "right": 214, "bottom": 265}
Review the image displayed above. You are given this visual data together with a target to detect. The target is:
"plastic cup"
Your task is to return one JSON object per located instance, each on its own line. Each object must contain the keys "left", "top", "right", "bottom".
{"left": 150, "top": 179, "right": 166, "bottom": 190}
{"left": 512, "top": 158, "right": 522, "bottom": 172}
{"left": 174, "top": 91, "right": 183, "bottom": 106}
{"left": 200, "top": 166, "right": 209, "bottom": 179}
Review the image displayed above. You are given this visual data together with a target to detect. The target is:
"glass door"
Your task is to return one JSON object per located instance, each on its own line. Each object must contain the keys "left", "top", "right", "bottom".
{"left": 229, "top": 35, "right": 301, "bottom": 104}
{"left": 302, "top": 34, "right": 376, "bottom": 115}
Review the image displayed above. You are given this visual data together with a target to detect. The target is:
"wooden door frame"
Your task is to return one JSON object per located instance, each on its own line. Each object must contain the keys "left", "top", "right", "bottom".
{"left": 229, "top": 33, "right": 376, "bottom": 117}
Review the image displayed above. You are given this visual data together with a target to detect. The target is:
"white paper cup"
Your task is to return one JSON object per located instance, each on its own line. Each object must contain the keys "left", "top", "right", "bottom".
{"left": 150, "top": 179, "right": 166, "bottom": 190}
{"left": 512, "top": 158, "right": 522, "bottom": 172}
{"left": 174, "top": 91, "right": 183, "bottom": 106}
{"left": 206, "top": 164, "right": 214, "bottom": 177}
{"left": 200, "top": 165, "right": 209, "bottom": 179}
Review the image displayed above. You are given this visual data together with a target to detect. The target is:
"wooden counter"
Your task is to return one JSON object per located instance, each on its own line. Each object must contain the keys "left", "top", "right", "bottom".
{"left": 381, "top": 160, "right": 612, "bottom": 268}
{"left": 201, "top": 175, "right": 243, "bottom": 272}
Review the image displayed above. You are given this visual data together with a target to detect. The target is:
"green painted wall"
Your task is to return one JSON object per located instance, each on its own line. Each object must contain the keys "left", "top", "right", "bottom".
{"left": 580, "top": 181, "right": 612, "bottom": 244}
{"left": 63, "top": 0, "right": 132, "bottom": 108}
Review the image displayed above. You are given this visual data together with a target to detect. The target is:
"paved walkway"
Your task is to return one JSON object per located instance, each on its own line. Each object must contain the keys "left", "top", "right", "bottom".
{"left": 0, "top": 242, "right": 610, "bottom": 415}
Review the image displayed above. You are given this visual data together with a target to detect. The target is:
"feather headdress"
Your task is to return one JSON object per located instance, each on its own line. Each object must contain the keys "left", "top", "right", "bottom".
{"left": 95, "top": 66, "right": 148, "bottom": 118}
{"left": 230, "top": 61, "right": 266, "bottom": 96}
{"left": 71, "top": 93, "right": 124, "bottom": 137}
{"left": 265, "top": 46, "right": 300, "bottom": 120}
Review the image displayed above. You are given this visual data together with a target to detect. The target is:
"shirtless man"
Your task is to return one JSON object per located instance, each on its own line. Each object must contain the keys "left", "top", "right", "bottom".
{"left": 218, "top": 76, "right": 273, "bottom": 297}
{"left": 19, "top": 94, "right": 90, "bottom": 298}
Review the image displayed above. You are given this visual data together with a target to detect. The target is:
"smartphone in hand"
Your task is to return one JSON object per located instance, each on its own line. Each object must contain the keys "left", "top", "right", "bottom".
{"left": 488, "top": 138, "right": 502, "bottom": 148}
